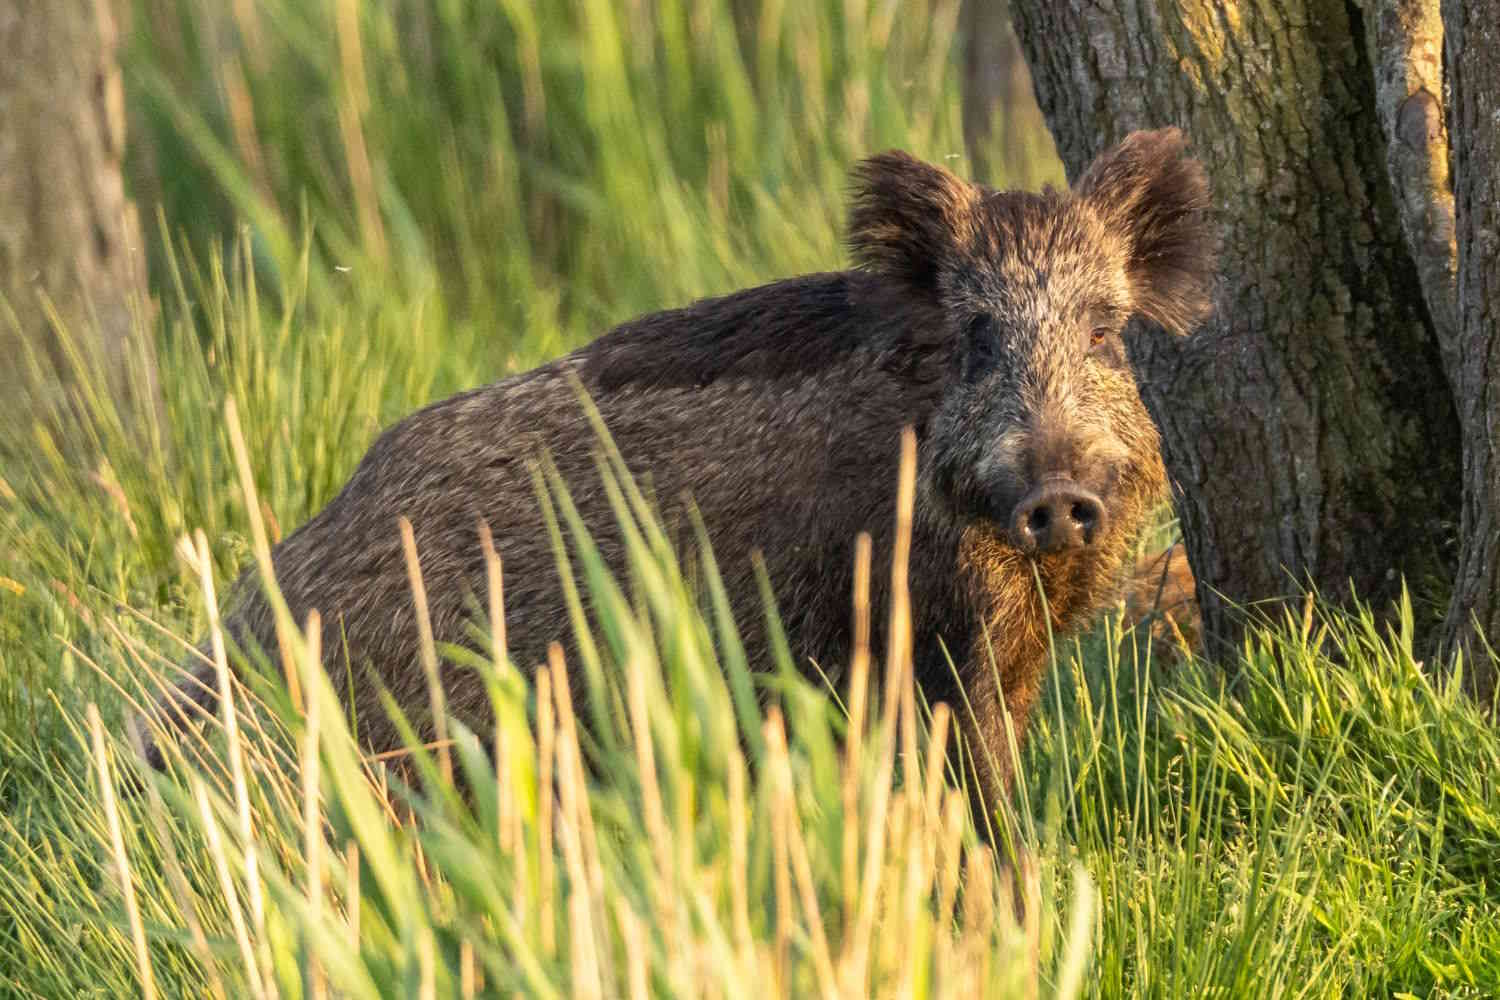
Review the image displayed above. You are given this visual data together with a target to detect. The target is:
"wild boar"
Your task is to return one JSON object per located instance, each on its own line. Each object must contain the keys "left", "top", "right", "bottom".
{"left": 136, "top": 128, "right": 1214, "bottom": 817}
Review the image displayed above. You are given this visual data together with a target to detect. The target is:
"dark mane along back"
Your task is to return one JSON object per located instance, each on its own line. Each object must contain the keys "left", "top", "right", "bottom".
{"left": 579, "top": 271, "right": 947, "bottom": 392}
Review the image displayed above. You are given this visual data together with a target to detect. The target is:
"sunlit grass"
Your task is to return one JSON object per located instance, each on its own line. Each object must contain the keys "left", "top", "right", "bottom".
{"left": 3, "top": 396, "right": 1079, "bottom": 997}
{"left": 3, "top": 0, "right": 1499, "bottom": 995}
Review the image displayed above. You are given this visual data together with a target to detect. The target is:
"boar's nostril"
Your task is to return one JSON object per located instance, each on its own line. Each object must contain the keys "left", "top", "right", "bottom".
{"left": 1069, "top": 496, "right": 1104, "bottom": 543}
{"left": 1027, "top": 506, "right": 1051, "bottom": 534}
{"left": 1010, "top": 483, "right": 1108, "bottom": 553}
{"left": 1071, "top": 500, "right": 1099, "bottom": 535}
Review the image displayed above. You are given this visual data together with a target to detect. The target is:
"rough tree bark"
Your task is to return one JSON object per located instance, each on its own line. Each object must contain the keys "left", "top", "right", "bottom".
{"left": 1440, "top": 0, "right": 1500, "bottom": 700}
{"left": 0, "top": 0, "right": 155, "bottom": 431}
{"left": 1006, "top": 0, "right": 1463, "bottom": 654}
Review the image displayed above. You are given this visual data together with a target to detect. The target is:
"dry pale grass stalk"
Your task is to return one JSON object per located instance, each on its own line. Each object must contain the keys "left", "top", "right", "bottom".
{"left": 504, "top": 722, "right": 529, "bottom": 926}
{"left": 478, "top": 520, "right": 508, "bottom": 660}
{"left": 481, "top": 518, "right": 531, "bottom": 921}
{"left": 546, "top": 646, "right": 607, "bottom": 910}
{"left": 345, "top": 840, "right": 361, "bottom": 947}
{"left": 70, "top": 625, "right": 219, "bottom": 786}
{"left": 88, "top": 704, "right": 158, "bottom": 1000}
{"left": 845, "top": 688, "right": 901, "bottom": 993}
{"left": 301, "top": 612, "right": 327, "bottom": 1000}
{"left": 895, "top": 434, "right": 921, "bottom": 809}
{"left": 479, "top": 519, "right": 519, "bottom": 848}
{"left": 899, "top": 678, "right": 921, "bottom": 821}
{"left": 893, "top": 789, "right": 919, "bottom": 976}
{"left": 903, "top": 720, "right": 957, "bottom": 996}
{"left": 550, "top": 650, "right": 606, "bottom": 992}
{"left": 727, "top": 746, "right": 754, "bottom": 969}
{"left": 358, "top": 760, "right": 403, "bottom": 827}
{"left": 886, "top": 428, "right": 917, "bottom": 727}
{"left": 141, "top": 774, "right": 229, "bottom": 1000}
{"left": 334, "top": 0, "right": 387, "bottom": 265}
{"left": 194, "top": 777, "right": 268, "bottom": 1000}
{"left": 902, "top": 802, "right": 934, "bottom": 993}
{"left": 537, "top": 666, "right": 557, "bottom": 958}
{"left": 614, "top": 898, "right": 651, "bottom": 1000}
{"left": 672, "top": 775, "right": 693, "bottom": 948}
{"left": 221, "top": 56, "right": 273, "bottom": 204}
{"left": 846, "top": 427, "right": 919, "bottom": 992}
{"left": 189, "top": 528, "right": 272, "bottom": 993}
{"left": 906, "top": 791, "right": 942, "bottom": 983}
{"left": 764, "top": 707, "right": 796, "bottom": 997}
{"left": 933, "top": 790, "right": 968, "bottom": 983}
{"left": 224, "top": 396, "right": 302, "bottom": 713}
{"left": 625, "top": 643, "right": 677, "bottom": 945}
{"left": 460, "top": 939, "right": 477, "bottom": 1000}
{"left": 418, "top": 928, "right": 436, "bottom": 1000}
{"left": 406, "top": 800, "right": 434, "bottom": 894}
{"left": 228, "top": 0, "right": 264, "bottom": 71}
{"left": 842, "top": 531, "right": 873, "bottom": 928}
{"left": 1055, "top": 865, "right": 1095, "bottom": 1000}
{"left": 557, "top": 736, "right": 604, "bottom": 1000}
{"left": 923, "top": 704, "right": 952, "bottom": 825}
{"left": 235, "top": 686, "right": 301, "bottom": 818}
{"left": 962, "top": 847, "right": 996, "bottom": 990}
{"left": 399, "top": 516, "right": 453, "bottom": 784}
{"left": 767, "top": 712, "right": 838, "bottom": 999}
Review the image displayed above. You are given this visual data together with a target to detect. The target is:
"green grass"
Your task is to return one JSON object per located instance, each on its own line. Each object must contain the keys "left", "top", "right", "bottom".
{"left": 3, "top": 0, "right": 1500, "bottom": 995}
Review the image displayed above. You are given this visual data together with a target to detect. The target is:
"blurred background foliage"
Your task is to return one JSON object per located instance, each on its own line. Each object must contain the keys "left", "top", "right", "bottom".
{"left": 123, "top": 0, "right": 1057, "bottom": 363}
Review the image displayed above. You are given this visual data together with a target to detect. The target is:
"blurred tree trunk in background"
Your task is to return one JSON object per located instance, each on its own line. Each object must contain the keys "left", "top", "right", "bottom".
{"left": 1005, "top": 0, "right": 1463, "bottom": 658}
{"left": 0, "top": 0, "right": 156, "bottom": 434}
{"left": 1441, "top": 0, "right": 1500, "bottom": 700}
{"left": 958, "top": 0, "right": 1058, "bottom": 189}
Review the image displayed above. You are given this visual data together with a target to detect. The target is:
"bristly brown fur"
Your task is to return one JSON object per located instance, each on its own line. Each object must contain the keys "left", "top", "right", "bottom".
{"left": 136, "top": 132, "right": 1217, "bottom": 829}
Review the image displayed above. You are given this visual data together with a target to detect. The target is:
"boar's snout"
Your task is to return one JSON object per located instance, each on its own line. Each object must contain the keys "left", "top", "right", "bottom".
{"left": 1009, "top": 478, "right": 1107, "bottom": 554}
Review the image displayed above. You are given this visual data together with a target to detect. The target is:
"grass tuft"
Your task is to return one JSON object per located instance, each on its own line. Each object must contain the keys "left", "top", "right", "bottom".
{"left": 2, "top": 1, "right": 1498, "bottom": 996}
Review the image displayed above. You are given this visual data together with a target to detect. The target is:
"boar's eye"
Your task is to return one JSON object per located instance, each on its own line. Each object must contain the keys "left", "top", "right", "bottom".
{"left": 962, "top": 314, "right": 1000, "bottom": 379}
{"left": 1085, "top": 308, "right": 1122, "bottom": 355}
{"left": 1086, "top": 322, "right": 1128, "bottom": 368}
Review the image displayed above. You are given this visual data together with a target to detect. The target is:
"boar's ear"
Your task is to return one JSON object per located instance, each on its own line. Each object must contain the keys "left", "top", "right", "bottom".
{"left": 1075, "top": 128, "right": 1216, "bottom": 336}
{"left": 847, "top": 151, "right": 979, "bottom": 293}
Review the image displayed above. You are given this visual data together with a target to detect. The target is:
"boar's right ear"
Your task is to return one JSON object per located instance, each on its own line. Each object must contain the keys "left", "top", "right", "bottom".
{"left": 848, "top": 151, "right": 979, "bottom": 293}
{"left": 1075, "top": 128, "right": 1216, "bottom": 336}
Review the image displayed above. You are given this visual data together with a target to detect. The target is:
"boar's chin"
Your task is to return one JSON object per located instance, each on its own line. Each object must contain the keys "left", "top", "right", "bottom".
{"left": 957, "top": 524, "right": 1121, "bottom": 627}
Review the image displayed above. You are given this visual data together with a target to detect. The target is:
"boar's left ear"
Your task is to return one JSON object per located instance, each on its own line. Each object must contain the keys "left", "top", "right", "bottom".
{"left": 847, "top": 151, "right": 979, "bottom": 293}
{"left": 1075, "top": 128, "right": 1216, "bottom": 336}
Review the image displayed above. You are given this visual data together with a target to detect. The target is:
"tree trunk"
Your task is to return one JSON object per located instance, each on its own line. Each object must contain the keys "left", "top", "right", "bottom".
{"left": 958, "top": 0, "right": 1059, "bottom": 189}
{"left": 1440, "top": 0, "right": 1500, "bottom": 700}
{"left": 0, "top": 0, "right": 155, "bottom": 434}
{"left": 1006, "top": 0, "right": 1462, "bottom": 655}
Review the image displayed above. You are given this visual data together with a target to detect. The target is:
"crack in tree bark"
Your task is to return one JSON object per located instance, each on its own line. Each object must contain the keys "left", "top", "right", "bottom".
{"left": 1440, "top": 0, "right": 1500, "bottom": 700}
{"left": 1361, "top": 0, "right": 1459, "bottom": 386}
